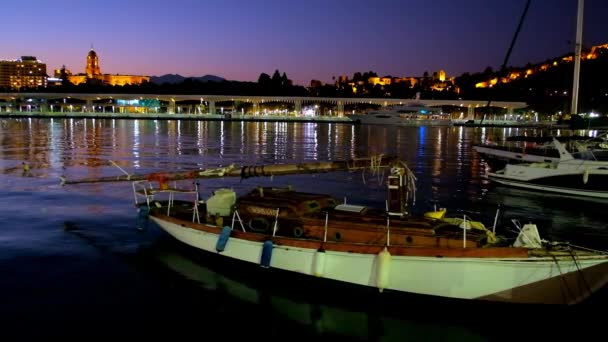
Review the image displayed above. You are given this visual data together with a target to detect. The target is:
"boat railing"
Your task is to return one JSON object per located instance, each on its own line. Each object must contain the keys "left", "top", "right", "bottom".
{"left": 132, "top": 179, "right": 201, "bottom": 222}
{"left": 230, "top": 209, "right": 246, "bottom": 232}
{"left": 132, "top": 180, "right": 155, "bottom": 206}
{"left": 386, "top": 216, "right": 391, "bottom": 247}
{"left": 461, "top": 215, "right": 470, "bottom": 248}
{"left": 228, "top": 207, "right": 281, "bottom": 235}
{"left": 272, "top": 208, "right": 280, "bottom": 237}
{"left": 570, "top": 148, "right": 605, "bottom": 161}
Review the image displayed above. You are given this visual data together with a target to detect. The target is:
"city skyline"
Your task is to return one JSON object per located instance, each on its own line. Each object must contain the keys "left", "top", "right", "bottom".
{"left": 2, "top": 0, "right": 607, "bottom": 86}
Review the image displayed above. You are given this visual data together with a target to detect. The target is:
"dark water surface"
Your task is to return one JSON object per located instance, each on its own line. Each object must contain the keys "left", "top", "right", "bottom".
{"left": 0, "top": 118, "right": 606, "bottom": 340}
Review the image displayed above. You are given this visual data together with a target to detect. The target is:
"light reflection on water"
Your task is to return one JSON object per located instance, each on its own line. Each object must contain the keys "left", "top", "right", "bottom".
{"left": 1, "top": 118, "right": 607, "bottom": 239}
{"left": 0, "top": 118, "right": 606, "bottom": 339}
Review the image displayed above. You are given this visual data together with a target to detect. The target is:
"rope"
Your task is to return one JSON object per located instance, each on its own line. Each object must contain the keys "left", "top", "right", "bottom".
{"left": 370, "top": 154, "right": 384, "bottom": 175}
{"left": 567, "top": 248, "right": 593, "bottom": 297}
{"left": 362, "top": 154, "right": 387, "bottom": 185}
{"left": 550, "top": 254, "right": 575, "bottom": 304}
{"left": 544, "top": 240, "right": 608, "bottom": 255}
{"left": 548, "top": 244, "right": 600, "bottom": 304}
{"left": 395, "top": 160, "right": 417, "bottom": 206}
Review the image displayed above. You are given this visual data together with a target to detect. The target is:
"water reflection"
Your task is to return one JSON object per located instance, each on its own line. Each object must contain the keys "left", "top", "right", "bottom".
{"left": 0, "top": 118, "right": 606, "bottom": 254}
{"left": 145, "top": 237, "right": 490, "bottom": 341}
{"left": 0, "top": 118, "right": 607, "bottom": 339}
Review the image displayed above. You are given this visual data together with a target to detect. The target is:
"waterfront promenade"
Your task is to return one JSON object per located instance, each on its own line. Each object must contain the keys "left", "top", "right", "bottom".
{"left": 0, "top": 110, "right": 566, "bottom": 128}
{"left": 0, "top": 110, "right": 352, "bottom": 123}
{"left": 0, "top": 92, "right": 531, "bottom": 126}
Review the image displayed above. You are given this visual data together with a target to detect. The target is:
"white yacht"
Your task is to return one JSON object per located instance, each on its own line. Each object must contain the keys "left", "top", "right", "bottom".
{"left": 348, "top": 103, "right": 452, "bottom": 126}
{"left": 487, "top": 138, "right": 608, "bottom": 199}
{"left": 474, "top": 133, "right": 608, "bottom": 170}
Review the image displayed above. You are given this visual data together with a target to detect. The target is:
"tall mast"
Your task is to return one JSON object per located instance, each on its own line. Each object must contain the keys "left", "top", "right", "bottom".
{"left": 479, "top": 0, "right": 531, "bottom": 125}
{"left": 570, "top": 0, "right": 584, "bottom": 115}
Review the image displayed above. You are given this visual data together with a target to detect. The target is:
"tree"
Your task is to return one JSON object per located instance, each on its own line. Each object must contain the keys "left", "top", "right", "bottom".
{"left": 258, "top": 73, "right": 271, "bottom": 85}
{"left": 281, "top": 72, "right": 289, "bottom": 87}
{"left": 271, "top": 70, "right": 281, "bottom": 86}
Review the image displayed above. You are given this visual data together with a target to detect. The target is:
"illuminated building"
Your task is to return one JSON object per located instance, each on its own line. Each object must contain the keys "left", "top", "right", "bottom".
{"left": 475, "top": 42, "right": 608, "bottom": 88}
{"left": 0, "top": 56, "right": 47, "bottom": 89}
{"left": 368, "top": 76, "right": 393, "bottom": 86}
{"left": 367, "top": 71, "right": 454, "bottom": 91}
{"left": 57, "top": 48, "right": 150, "bottom": 86}
{"left": 85, "top": 49, "right": 101, "bottom": 78}
{"left": 434, "top": 70, "right": 446, "bottom": 82}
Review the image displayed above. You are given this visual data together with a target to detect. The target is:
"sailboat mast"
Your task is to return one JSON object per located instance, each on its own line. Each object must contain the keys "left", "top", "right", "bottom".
{"left": 570, "top": 0, "right": 584, "bottom": 115}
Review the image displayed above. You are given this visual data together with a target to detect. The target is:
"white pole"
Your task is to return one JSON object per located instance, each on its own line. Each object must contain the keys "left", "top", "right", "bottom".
{"left": 570, "top": 0, "right": 584, "bottom": 115}
{"left": 386, "top": 216, "right": 391, "bottom": 247}
{"left": 272, "top": 208, "right": 279, "bottom": 237}
{"left": 323, "top": 211, "right": 329, "bottom": 242}
{"left": 463, "top": 215, "right": 467, "bottom": 248}
{"left": 492, "top": 206, "right": 501, "bottom": 234}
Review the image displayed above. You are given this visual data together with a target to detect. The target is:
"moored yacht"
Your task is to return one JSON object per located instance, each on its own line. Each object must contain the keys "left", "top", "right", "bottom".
{"left": 348, "top": 103, "right": 452, "bottom": 126}
{"left": 475, "top": 133, "right": 608, "bottom": 170}
{"left": 487, "top": 138, "right": 608, "bottom": 199}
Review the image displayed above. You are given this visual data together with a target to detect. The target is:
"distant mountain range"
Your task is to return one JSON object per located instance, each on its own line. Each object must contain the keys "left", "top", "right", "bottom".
{"left": 150, "top": 74, "right": 225, "bottom": 85}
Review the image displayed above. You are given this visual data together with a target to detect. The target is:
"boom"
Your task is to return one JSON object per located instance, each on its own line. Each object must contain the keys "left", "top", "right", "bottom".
{"left": 60, "top": 155, "right": 401, "bottom": 185}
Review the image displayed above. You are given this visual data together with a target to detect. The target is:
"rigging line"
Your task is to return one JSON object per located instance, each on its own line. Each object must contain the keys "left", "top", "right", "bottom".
{"left": 562, "top": 242, "right": 608, "bottom": 255}
{"left": 480, "top": 0, "right": 531, "bottom": 125}
{"left": 567, "top": 248, "right": 593, "bottom": 297}
{"left": 550, "top": 254, "right": 575, "bottom": 304}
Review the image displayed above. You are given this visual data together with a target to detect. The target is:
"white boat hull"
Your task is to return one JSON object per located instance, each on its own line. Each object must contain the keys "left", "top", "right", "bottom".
{"left": 349, "top": 114, "right": 452, "bottom": 126}
{"left": 474, "top": 145, "right": 558, "bottom": 164}
{"left": 151, "top": 216, "right": 608, "bottom": 305}
{"left": 348, "top": 103, "right": 452, "bottom": 126}
{"left": 488, "top": 161, "right": 608, "bottom": 198}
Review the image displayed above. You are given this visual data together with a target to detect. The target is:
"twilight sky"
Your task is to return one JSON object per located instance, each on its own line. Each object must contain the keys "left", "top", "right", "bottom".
{"left": 2, "top": 0, "right": 606, "bottom": 86}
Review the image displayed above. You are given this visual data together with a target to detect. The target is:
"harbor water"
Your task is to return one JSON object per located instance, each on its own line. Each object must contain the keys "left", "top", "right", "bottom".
{"left": 0, "top": 118, "right": 606, "bottom": 340}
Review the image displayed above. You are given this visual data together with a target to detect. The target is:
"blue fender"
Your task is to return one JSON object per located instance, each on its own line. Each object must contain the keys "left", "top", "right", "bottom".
{"left": 216, "top": 226, "right": 232, "bottom": 252}
{"left": 260, "top": 240, "right": 273, "bottom": 268}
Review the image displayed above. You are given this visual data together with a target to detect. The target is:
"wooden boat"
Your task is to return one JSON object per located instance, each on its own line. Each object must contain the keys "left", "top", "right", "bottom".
{"left": 75, "top": 156, "right": 605, "bottom": 306}
{"left": 61, "top": 155, "right": 608, "bottom": 305}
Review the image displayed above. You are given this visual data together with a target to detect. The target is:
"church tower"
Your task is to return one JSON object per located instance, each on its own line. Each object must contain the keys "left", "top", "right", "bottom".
{"left": 85, "top": 48, "right": 101, "bottom": 78}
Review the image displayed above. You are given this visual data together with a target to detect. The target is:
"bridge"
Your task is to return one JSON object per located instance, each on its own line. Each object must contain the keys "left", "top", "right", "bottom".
{"left": 0, "top": 93, "right": 528, "bottom": 119}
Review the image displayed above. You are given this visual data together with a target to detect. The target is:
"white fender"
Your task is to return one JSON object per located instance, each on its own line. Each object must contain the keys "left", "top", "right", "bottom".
{"left": 312, "top": 249, "right": 326, "bottom": 277}
{"left": 376, "top": 246, "right": 392, "bottom": 292}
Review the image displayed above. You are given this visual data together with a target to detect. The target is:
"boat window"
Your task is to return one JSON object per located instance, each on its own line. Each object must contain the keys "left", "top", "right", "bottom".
{"left": 334, "top": 231, "right": 342, "bottom": 241}
{"left": 307, "top": 201, "right": 320, "bottom": 210}
{"left": 248, "top": 217, "right": 270, "bottom": 232}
